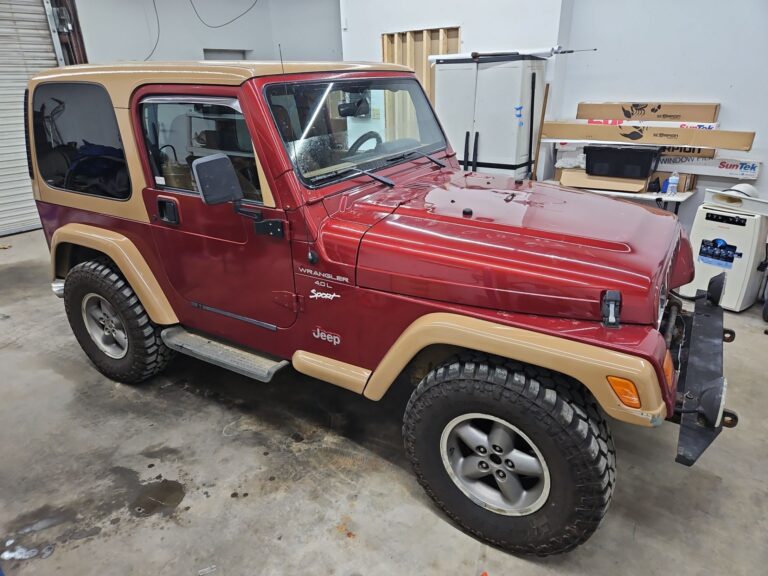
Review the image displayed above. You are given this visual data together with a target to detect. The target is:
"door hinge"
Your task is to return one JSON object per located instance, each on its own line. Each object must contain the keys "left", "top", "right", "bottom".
{"left": 273, "top": 291, "right": 303, "bottom": 312}
{"left": 234, "top": 204, "right": 288, "bottom": 239}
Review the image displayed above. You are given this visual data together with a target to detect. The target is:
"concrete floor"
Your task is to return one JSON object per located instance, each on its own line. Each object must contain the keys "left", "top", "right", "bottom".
{"left": 1, "top": 229, "right": 766, "bottom": 576}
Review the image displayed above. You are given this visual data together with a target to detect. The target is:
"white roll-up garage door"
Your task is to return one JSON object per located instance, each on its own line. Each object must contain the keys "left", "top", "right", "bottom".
{"left": 0, "top": 0, "right": 61, "bottom": 236}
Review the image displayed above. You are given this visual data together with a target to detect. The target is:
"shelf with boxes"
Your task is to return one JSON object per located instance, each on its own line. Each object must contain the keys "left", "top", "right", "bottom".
{"left": 542, "top": 101, "right": 760, "bottom": 202}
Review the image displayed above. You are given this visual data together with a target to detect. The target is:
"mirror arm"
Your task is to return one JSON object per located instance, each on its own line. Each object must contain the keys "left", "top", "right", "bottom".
{"left": 232, "top": 199, "right": 261, "bottom": 219}
{"left": 231, "top": 200, "right": 286, "bottom": 240}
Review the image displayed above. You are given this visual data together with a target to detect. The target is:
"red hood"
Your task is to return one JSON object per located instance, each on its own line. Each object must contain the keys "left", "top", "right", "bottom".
{"left": 344, "top": 169, "right": 689, "bottom": 325}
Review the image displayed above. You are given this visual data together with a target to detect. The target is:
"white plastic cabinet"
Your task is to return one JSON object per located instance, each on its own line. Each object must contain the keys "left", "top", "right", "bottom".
{"left": 434, "top": 54, "right": 546, "bottom": 179}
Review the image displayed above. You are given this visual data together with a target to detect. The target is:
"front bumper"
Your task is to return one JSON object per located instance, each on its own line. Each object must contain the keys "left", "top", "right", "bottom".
{"left": 671, "top": 273, "right": 738, "bottom": 466}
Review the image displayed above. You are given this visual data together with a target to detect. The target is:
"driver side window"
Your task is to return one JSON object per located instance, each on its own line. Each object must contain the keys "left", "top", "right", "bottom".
{"left": 140, "top": 97, "right": 262, "bottom": 203}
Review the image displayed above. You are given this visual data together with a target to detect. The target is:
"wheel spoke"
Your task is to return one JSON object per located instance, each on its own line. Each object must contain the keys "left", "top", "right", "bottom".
{"left": 87, "top": 305, "right": 102, "bottom": 324}
{"left": 488, "top": 421, "right": 515, "bottom": 453}
{"left": 453, "top": 422, "right": 488, "bottom": 451}
{"left": 508, "top": 449, "right": 543, "bottom": 477}
{"left": 459, "top": 455, "right": 490, "bottom": 480}
{"left": 112, "top": 328, "right": 128, "bottom": 350}
{"left": 100, "top": 300, "right": 117, "bottom": 320}
{"left": 495, "top": 473, "right": 524, "bottom": 504}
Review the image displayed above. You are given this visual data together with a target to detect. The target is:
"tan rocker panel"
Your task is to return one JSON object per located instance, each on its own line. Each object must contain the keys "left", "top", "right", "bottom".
{"left": 51, "top": 223, "right": 179, "bottom": 325}
{"left": 362, "top": 313, "right": 667, "bottom": 427}
{"left": 292, "top": 351, "right": 372, "bottom": 394}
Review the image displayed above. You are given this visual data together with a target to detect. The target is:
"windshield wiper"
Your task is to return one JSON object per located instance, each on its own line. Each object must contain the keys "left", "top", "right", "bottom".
{"left": 386, "top": 149, "right": 446, "bottom": 168}
{"left": 309, "top": 167, "right": 394, "bottom": 187}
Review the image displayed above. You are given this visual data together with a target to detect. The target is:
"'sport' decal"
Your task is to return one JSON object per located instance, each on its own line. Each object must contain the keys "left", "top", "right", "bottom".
{"left": 309, "top": 289, "right": 340, "bottom": 301}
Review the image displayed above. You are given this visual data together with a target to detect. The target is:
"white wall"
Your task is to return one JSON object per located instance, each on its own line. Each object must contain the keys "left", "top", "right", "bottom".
{"left": 553, "top": 0, "right": 768, "bottom": 229}
{"left": 75, "top": 0, "right": 342, "bottom": 63}
{"left": 339, "top": 0, "right": 562, "bottom": 61}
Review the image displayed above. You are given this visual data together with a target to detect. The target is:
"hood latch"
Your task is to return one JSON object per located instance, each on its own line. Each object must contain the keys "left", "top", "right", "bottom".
{"left": 602, "top": 290, "right": 622, "bottom": 328}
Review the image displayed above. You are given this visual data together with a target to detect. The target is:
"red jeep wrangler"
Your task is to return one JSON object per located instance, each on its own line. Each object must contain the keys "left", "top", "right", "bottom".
{"left": 26, "top": 61, "right": 736, "bottom": 555}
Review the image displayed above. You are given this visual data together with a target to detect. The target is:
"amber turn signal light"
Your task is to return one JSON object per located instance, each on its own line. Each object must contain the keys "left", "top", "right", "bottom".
{"left": 663, "top": 351, "right": 676, "bottom": 389}
{"left": 607, "top": 376, "right": 641, "bottom": 408}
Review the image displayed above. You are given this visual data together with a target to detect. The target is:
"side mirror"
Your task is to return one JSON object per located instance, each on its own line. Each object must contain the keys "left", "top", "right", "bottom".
{"left": 191, "top": 153, "right": 244, "bottom": 205}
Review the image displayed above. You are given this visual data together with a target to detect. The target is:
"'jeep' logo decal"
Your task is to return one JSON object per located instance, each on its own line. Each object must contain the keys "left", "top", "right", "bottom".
{"left": 312, "top": 327, "right": 341, "bottom": 346}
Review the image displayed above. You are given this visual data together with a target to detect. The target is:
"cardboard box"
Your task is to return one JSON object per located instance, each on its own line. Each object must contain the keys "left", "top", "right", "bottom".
{"left": 557, "top": 142, "right": 715, "bottom": 159}
{"left": 576, "top": 119, "right": 719, "bottom": 130}
{"left": 657, "top": 156, "right": 761, "bottom": 180}
{"left": 659, "top": 146, "right": 716, "bottom": 159}
{"left": 576, "top": 102, "right": 720, "bottom": 122}
{"left": 542, "top": 122, "right": 754, "bottom": 151}
{"left": 559, "top": 169, "right": 648, "bottom": 193}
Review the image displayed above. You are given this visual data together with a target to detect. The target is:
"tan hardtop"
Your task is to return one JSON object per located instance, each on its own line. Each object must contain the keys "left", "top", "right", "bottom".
{"left": 30, "top": 61, "right": 413, "bottom": 108}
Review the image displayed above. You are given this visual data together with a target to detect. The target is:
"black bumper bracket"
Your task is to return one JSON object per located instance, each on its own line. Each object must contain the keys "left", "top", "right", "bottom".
{"left": 674, "top": 273, "right": 737, "bottom": 466}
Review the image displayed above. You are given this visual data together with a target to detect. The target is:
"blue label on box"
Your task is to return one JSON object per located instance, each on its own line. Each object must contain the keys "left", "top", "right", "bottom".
{"left": 699, "top": 255, "right": 734, "bottom": 269}
{"left": 697, "top": 238, "right": 741, "bottom": 269}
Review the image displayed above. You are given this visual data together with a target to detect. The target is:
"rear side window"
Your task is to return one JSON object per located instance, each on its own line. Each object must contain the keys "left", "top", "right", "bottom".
{"left": 139, "top": 97, "right": 262, "bottom": 203}
{"left": 32, "top": 82, "right": 130, "bottom": 199}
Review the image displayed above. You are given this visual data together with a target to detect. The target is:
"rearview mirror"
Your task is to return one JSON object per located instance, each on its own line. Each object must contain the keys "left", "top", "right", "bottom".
{"left": 338, "top": 98, "right": 370, "bottom": 118}
{"left": 191, "top": 153, "right": 244, "bottom": 205}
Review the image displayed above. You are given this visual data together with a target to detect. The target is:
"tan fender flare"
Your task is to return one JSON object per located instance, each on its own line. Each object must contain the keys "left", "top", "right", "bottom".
{"left": 51, "top": 223, "right": 179, "bottom": 325}
{"left": 362, "top": 313, "right": 666, "bottom": 427}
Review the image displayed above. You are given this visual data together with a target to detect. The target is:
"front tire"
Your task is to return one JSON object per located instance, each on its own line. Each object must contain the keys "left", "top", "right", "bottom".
{"left": 403, "top": 356, "right": 616, "bottom": 556}
{"left": 64, "top": 259, "right": 174, "bottom": 383}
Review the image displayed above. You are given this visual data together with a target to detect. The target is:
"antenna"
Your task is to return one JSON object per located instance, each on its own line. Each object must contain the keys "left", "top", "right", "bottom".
{"left": 278, "top": 43, "right": 286, "bottom": 75}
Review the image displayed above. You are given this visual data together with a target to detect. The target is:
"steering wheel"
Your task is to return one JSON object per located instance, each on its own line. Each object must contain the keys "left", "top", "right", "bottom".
{"left": 348, "top": 131, "right": 383, "bottom": 155}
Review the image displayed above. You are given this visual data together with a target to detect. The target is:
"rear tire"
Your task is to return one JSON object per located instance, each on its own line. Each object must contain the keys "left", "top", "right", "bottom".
{"left": 403, "top": 355, "right": 616, "bottom": 556}
{"left": 64, "top": 259, "right": 174, "bottom": 383}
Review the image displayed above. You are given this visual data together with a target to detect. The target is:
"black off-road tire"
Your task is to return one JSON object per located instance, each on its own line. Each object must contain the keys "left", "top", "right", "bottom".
{"left": 64, "top": 259, "right": 174, "bottom": 383}
{"left": 403, "top": 354, "right": 616, "bottom": 556}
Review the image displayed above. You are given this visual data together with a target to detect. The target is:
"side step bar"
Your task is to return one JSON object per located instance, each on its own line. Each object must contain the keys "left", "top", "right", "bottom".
{"left": 161, "top": 326, "right": 288, "bottom": 382}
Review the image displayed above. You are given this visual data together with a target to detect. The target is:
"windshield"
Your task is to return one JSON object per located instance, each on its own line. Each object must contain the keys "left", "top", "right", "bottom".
{"left": 265, "top": 78, "right": 445, "bottom": 186}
